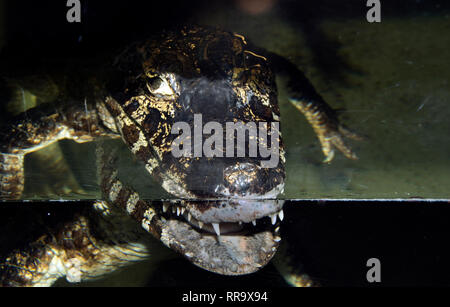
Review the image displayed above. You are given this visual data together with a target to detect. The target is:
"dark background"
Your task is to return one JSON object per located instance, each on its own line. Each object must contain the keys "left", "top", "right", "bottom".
{"left": 3, "top": 0, "right": 450, "bottom": 57}
{"left": 2, "top": 200, "right": 450, "bottom": 287}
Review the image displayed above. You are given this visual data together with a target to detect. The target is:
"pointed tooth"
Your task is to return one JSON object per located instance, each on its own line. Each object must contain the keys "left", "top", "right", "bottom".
{"left": 252, "top": 220, "right": 256, "bottom": 226}
{"left": 212, "top": 223, "right": 221, "bottom": 236}
{"left": 274, "top": 236, "right": 281, "bottom": 242}
{"left": 172, "top": 207, "right": 176, "bottom": 214}
{"left": 278, "top": 210, "right": 284, "bottom": 221}
{"left": 176, "top": 207, "right": 180, "bottom": 216}
{"left": 271, "top": 214, "right": 277, "bottom": 225}
{"left": 198, "top": 221, "right": 204, "bottom": 229}
{"left": 187, "top": 212, "right": 192, "bottom": 222}
{"left": 275, "top": 226, "right": 280, "bottom": 233}
{"left": 162, "top": 203, "right": 169, "bottom": 213}
{"left": 181, "top": 207, "right": 185, "bottom": 215}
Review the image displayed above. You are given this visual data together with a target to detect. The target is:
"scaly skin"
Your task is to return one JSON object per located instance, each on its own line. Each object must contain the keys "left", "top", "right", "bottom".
{"left": 0, "top": 203, "right": 157, "bottom": 287}
{"left": 0, "top": 25, "right": 359, "bottom": 286}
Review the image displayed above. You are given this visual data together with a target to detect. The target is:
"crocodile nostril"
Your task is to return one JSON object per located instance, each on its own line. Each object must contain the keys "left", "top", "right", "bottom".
{"left": 223, "top": 162, "right": 259, "bottom": 195}
{"left": 184, "top": 160, "right": 260, "bottom": 197}
{"left": 182, "top": 157, "right": 284, "bottom": 198}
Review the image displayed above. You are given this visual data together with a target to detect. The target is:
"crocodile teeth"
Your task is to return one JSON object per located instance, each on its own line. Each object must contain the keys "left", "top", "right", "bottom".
{"left": 187, "top": 212, "right": 192, "bottom": 222}
{"left": 270, "top": 214, "right": 277, "bottom": 225}
{"left": 252, "top": 220, "right": 256, "bottom": 226}
{"left": 274, "top": 236, "right": 281, "bottom": 242}
{"left": 180, "top": 207, "right": 185, "bottom": 215}
{"left": 176, "top": 207, "right": 180, "bottom": 216}
{"left": 162, "top": 203, "right": 169, "bottom": 213}
{"left": 278, "top": 210, "right": 284, "bottom": 221}
{"left": 212, "top": 223, "right": 221, "bottom": 236}
{"left": 198, "top": 221, "right": 204, "bottom": 229}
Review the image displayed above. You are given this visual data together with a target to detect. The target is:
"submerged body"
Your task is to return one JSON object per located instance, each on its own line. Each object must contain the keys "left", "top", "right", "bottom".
{"left": 0, "top": 25, "right": 359, "bottom": 286}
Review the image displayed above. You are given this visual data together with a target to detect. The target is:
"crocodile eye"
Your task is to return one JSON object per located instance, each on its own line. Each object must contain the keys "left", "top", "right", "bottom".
{"left": 146, "top": 76, "right": 174, "bottom": 96}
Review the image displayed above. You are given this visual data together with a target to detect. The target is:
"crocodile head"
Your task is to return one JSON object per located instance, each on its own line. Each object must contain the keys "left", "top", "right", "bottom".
{"left": 106, "top": 25, "right": 286, "bottom": 275}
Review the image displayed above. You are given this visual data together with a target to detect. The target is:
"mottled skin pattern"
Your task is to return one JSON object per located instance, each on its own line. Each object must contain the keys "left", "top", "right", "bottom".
{"left": 0, "top": 25, "right": 359, "bottom": 286}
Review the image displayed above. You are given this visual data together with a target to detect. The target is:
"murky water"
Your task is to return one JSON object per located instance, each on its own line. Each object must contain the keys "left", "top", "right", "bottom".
{"left": 1, "top": 0, "right": 449, "bottom": 286}
{"left": 1, "top": 1, "right": 448, "bottom": 200}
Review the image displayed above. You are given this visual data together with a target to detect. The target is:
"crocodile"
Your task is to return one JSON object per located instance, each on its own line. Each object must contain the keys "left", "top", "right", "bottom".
{"left": 0, "top": 25, "right": 360, "bottom": 286}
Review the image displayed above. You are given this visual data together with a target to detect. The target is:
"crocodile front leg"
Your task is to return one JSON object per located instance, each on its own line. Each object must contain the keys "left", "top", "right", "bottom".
{"left": 0, "top": 154, "right": 24, "bottom": 199}
{"left": 0, "top": 142, "right": 172, "bottom": 287}
{"left": 0, "top": 203, "right": 158, "bottom": 287}
{"left": 268, "top": 52, "right": 362, "bottom": 162}
{"left": 0, "top": 101, "right": 119, "bottom": 199}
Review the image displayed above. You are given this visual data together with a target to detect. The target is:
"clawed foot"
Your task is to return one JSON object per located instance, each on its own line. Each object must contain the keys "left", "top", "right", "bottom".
{"left": 289, "top": 98, "right": 363, "bottom": 163}
{"left": 318, "top": 124, "right": 363, "bottom": 163}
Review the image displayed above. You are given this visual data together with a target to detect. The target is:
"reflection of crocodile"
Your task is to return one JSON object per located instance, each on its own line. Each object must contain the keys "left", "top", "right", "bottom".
{"left": 0, "top": 25, "right": 359, "bottom": 286}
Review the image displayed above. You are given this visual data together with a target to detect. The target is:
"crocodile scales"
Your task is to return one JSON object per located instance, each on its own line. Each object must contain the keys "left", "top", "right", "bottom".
{"left": 0, "top": 25, "right": 360, "bottom": 286}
